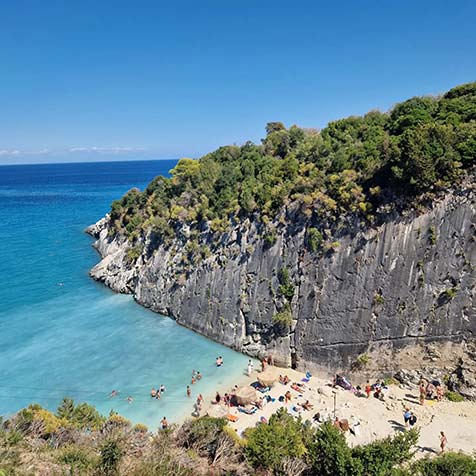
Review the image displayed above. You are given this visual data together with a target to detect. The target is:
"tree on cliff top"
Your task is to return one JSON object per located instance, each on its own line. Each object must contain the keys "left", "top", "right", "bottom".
{"left": 108, "top": 82, "right": 476, "bottom": 242}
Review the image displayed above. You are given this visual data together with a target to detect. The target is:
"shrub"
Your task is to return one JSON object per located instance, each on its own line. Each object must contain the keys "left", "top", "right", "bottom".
{"left": 356, "top": 353, "right": 370, "bottom": 367}
{"left": 446, "top": 390, "right": 464, "bottom": 402}
{"left": 97, "top": 438, "right": 123, "bottom": 476}
{"left": 273, "top": 303, "right": 293, "bottom": 327}
{"left": 444, "top": 287, "right": 457, "bottom": 300}
{"left": 409, "top": 451, "right": 476, "bottom": 475}
{"left": 308, "top": 422, "right": 357, "bottom": 476}
{"left": 351, "top": 428, "right": 419, "bottom": 476}
{"left": 306, "top": 227, "right": 323, "bottom": 252}
{"left": 56, "top": 398, "right": 105, "bottom": 430}
{"left": 245, "top": 408, "right": 309, "bottom": 472}
{"left": 429, "top": 225, "right": 437, "bottom": 245}
{"left": 179, "top": 417, "right": 227, "bottom": 459}
{"left": 278, "top": 267, "right": 295, "bottom": 301}
{"left": 373, "top": 293, "right": 385, "bottom": 305}
{"left": 57, "top": 445, "right": 96, "bottom": 471}
{"left": 127, "top": 244, "right": 143, "bottom": 262}
{"left": 133, "top": 423, "right": 149, "bottom": 433}
{"left": 263, "top": 231, "right": 277, "bottom": 248}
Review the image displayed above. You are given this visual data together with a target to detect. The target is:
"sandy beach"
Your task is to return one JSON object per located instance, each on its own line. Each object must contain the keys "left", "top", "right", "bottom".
{"left": 202, "top": 365, "right": 476, "bottom": 458}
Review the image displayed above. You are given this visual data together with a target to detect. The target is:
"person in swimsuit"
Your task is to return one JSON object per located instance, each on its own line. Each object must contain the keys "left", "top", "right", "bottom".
{"left": 186, "top": 385, "right": 191, "bottom": 397}
{"left": 156, "top": 390, "right": 161, "bottom": 400}
{"left": 150, "top": 388, "right": 156, "bottom": 398}
{"left": 365, "top": 381, "right": 372, "bottom": 398}
{"left": 160, "top": 384, "right": 166, "bottom": 393}
{"left": 196, "top": 371, "right": 202, "bottom": 380}
{"left": 161, "top": 416, "right": 168, "bottom": 430}
{"left": 247, "top": 360, "right": 254, "bottom": 376}
{"left": 419, "top": 384, "right": 427, "bottom": 406}
{"left": 439, "top": 431, "right": 447, "bottom": 453}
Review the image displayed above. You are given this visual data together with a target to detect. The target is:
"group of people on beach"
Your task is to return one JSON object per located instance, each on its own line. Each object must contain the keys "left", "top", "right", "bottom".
{"left": 419, "top": 378, "right": 444, "bottom": 405}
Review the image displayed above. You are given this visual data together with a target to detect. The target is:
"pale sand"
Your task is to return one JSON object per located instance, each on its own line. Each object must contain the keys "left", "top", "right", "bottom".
{"left": 201, "top": 366, "right": 476, "bottom": 458}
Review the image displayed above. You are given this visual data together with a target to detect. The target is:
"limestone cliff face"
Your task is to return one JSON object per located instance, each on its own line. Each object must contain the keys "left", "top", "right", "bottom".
{"left": 87, "top": 181, "right": 476, "bottom": 371}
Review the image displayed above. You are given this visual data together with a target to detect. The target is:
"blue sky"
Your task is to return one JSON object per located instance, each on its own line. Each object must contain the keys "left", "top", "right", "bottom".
{"left": 1, "top": 0, "right": 475, "bottom": 164}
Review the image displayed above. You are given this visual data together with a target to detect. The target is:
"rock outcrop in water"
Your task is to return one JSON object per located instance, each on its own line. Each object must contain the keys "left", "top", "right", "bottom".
{"left": 87, "top": 177, "right": 475, "bottom": 372}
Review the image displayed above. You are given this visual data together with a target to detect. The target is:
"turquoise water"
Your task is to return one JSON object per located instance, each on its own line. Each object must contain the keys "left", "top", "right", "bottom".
{"left": 0, "top": 161, "right": 249, "bottom": 428}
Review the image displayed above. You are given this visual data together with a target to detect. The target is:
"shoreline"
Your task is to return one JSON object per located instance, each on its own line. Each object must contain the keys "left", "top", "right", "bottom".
{"left": 200, "top": 365, "right": 476, "bottom": 458}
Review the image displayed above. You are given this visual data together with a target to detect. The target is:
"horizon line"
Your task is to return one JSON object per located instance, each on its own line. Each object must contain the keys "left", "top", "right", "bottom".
{"left": 0, "top": 157, "right": 182, "bottom": 167}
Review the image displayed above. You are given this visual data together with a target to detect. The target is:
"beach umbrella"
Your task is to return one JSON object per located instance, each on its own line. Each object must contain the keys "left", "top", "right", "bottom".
{"left": 235, "top": 386, "right": 257, "bottom": 405}
{"left": 257, "top": 369, "right": 277, "bottom": 388}
{"left": 207, "top": 405, "right": 228, "bottom": 418}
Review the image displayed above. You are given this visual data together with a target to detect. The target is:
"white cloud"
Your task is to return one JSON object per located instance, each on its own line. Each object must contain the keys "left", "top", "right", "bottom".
{"left": 0, "top": 149, "right": 20, "bottom": 156}
{"left": 69, "top": 146, "right": 145, "bottom": 154}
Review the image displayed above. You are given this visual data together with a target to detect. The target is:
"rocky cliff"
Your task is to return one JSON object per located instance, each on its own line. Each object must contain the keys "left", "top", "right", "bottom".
{"left": 87, "top": 179, "right": 475, "bottom": 372}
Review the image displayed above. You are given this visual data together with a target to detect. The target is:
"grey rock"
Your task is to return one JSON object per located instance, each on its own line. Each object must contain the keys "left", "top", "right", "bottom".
{"left": 88, "top": 179, "right": 476, "bottom": 374}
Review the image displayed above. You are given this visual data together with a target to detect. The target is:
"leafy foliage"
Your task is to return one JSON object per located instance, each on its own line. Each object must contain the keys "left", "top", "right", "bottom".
{"left": 408, "top": 451, "right": 476, "bottom": 476}
{"left": 245, "top": 408, "right": 311, "bottom": 473}
{"left": 446, "top": 390, "right": 465, "bottom": 402}
{"left": 107, "top": 82, "right": 476, "bottom": 249}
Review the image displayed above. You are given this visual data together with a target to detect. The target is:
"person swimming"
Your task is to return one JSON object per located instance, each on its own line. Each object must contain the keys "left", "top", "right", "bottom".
{"left": 216, "top": 356, "right": 223, "bottom": 367}
{"left": 160, "top": 384, "right": 166, "bottom": 393}
{"left": 150, "top": 388, "right": 156, "bottom": 398}
{"left": 156, "top": 390, "right": 161, "bottom": 400}
{"left": 127, "top": 396, "right": 133, "bottom": 404}
{"left": 109, "top": 390, "right": 118, "bottom": 398}
{"left": 186, "top": 385, "right": 191, "bottom": 397}
{"left": 196, "top": 371, "right": 202, "bottom": 380}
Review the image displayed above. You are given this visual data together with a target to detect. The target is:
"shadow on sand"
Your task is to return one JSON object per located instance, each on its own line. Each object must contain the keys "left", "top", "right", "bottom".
{"left": 388, "top": 419, "right": 406, "bottom": 432}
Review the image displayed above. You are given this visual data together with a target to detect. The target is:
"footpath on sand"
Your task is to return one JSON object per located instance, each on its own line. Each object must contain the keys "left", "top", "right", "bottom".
{"left": 200, "top": 365, "right": 476, "bottom": 458}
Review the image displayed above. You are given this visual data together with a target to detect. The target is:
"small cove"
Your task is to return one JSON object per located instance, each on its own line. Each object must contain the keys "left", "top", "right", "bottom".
{"left": 0, "top": 160, "right": 250, "bottom": 428}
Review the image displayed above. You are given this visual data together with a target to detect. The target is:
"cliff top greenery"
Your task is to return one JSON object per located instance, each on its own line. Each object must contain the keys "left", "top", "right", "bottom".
{"left": 110, "top": 82, "right": 475, "bottom": 242}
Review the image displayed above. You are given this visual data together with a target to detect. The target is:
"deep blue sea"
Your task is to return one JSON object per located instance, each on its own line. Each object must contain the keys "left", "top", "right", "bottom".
{"left": 0, "top": 160, "right": 249, "bottom": 428}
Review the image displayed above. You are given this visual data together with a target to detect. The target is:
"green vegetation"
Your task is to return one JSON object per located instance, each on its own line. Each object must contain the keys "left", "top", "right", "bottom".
{"left": 273, "top": 303, "right": 293, "bottom": 327}
{"left": 356, "top": 353, "right": 371, "bottom": 366}
{"left": 107, "top": 82, "right": 476, "bottom": 250}
{"left": 126, "top": 244, "right": 143, "bottom": 262}
{"left": 446, "top": 390, "right": 465, "bottom": 402}
{"left": 374, "top": 292, "right": 385, "bottom": 305}
{"left": 245, "top": 408, "right": 311, "bottom": 473}
{"left": 443, "top": 287, "right": 458, "bottom": 300}
{"left": 429, "top": 225, "right": 437, "bottom": 245}
{"left": 2, "top": 401, "right": 475, "bottom": 475}
{"left": 277, "top": 267, "right": 295, "bottom": 301}
{"left": 306, "top": 227, "right": 323, "bottom": 252}
{"left": 407, "top": 451, "right": 476, "bottom": 475}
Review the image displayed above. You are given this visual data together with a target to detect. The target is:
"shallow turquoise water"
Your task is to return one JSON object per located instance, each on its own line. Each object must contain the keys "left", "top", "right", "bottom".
{"left": 0, "top": 161, "right": 250, "bottom": 428}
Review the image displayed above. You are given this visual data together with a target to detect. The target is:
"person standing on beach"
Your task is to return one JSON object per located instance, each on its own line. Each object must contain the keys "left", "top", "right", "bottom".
{"left": 439, "top": 431, "right": 447, "bottom": 453}
{"left": 261, "top": 358, "right": 267, "bottom": 372}
{"left": 186, "top": 385, "right": 191, "bottom": 397}
{"left": 247, "top": 359, "right": 253, "bottom": 376}
{"left": 365, "top": 381, "right": 372, "bottom": 398}
{"left": 419, "top": 383, "right": 427, "bottom": 406}
{"left": 161, "top": 416, "right": 168, "bottom": 430}
{"left": 403, "top": 408, "right": 412, "bottom": 428}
